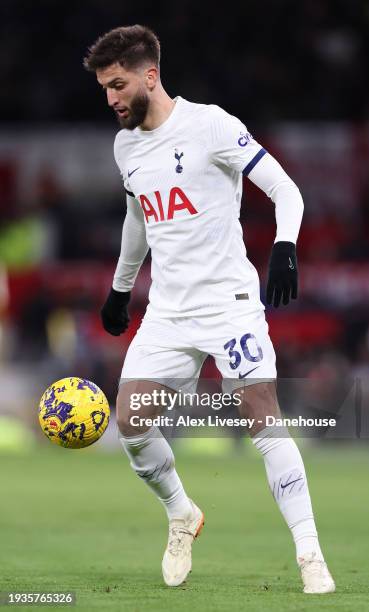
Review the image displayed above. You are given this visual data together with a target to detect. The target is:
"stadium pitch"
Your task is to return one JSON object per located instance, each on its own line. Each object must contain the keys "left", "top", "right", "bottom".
{"left": 1, "top": 441, "right": 368, "bottom": 611}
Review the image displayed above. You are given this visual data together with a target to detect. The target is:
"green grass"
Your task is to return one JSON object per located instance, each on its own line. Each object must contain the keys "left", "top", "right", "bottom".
{"left": 1, "top": 441, "right": 368, "bottom": 611}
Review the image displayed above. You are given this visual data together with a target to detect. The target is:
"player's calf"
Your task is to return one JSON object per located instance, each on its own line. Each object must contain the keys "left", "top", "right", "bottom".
{"left": 117, "top": 380, "right": 194, "bottom": 521}
{"left": 235, "top": 381, "right": 335, "bottom": 592}
{"left": 251, "top": 425, "right": 335, "bottom": 592}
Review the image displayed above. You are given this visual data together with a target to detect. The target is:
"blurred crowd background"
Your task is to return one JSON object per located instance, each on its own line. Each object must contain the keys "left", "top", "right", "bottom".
{"left": 0, "top": 0, "right": 368, "bottom": 434}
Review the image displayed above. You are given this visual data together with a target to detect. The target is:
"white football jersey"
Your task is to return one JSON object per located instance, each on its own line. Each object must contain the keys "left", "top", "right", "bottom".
{"left": 113, "top": 96, "right": 267, "bottom": 317}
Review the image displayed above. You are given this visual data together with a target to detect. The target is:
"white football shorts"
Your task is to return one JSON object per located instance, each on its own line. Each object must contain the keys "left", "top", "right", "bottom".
{"left": 121, "top": 302, "right": 276, "bottom": 393}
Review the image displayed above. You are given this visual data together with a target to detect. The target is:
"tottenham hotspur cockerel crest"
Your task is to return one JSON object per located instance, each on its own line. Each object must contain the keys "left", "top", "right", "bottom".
{"left": 175, "top": 149, "right": 184, "bottom": 173}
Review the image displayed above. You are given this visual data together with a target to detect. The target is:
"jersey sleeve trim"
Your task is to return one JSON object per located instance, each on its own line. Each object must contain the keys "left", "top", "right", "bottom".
{"left": 242, "top": 148, "right": 267, "bottom": 176}
{"left": 125, "top": 188, "right": 135, "bottom": 198}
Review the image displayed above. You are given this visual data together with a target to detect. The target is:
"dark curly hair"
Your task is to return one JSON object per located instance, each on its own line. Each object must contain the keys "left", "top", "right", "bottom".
{"left": 83, "top": 25, "right": 160, "bottom": 72}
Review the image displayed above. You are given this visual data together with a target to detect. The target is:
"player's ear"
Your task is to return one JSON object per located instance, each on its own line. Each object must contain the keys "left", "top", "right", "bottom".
{"left": 145, "top": 67, "right": 158, "bottom": 91}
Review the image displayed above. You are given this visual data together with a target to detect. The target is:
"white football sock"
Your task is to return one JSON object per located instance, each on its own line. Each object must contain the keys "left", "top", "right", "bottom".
{"left": 252, "top": 426, "right": 324, "bottom": 564}
{"left": 119, "top": 426, "right": 193, "bottom": 521}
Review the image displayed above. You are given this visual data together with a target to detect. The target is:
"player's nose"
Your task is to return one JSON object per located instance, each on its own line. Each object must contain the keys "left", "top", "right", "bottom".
{"left": 106, "top": 88, "right": 120, "bottom": 107}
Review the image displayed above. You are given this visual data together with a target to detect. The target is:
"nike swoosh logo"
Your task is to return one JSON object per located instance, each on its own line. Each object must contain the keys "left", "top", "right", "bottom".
{"left": 288, "top": 257, "right": 295, "bottom": 270}
{"left": 238, "top": 365, "right": 259, "bottom": 379}
{"left": 280, "top": 477, "right": 303, "bottom": 489}
{"left": 128, "top": 166, "right": 140, "bottom": 178}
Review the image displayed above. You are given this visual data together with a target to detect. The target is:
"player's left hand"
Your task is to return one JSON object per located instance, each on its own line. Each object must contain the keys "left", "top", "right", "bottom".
{"left": 266, "top": 241, "right": 298, "bottom": 307}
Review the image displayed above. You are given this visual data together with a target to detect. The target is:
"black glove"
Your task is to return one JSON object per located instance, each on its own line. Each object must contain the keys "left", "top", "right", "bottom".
{"left": 266, "top": 241, "right": 298, "bottom": 307}
{"left": 101, "top": 288, "right": 131, "bottom": 336}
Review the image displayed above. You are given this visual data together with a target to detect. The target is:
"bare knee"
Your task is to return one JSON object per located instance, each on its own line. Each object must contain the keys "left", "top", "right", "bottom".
{"left": 235, "top": 381, "right": 281, "bottom": 437}
{"left": 116, "top": 390, "right": 148, "bottom": 437}
{"left": 116, "top": 404, "right": 141, "bottom": 437}
{"left": 116, "top": 380, "right": 165, "bottom": 437}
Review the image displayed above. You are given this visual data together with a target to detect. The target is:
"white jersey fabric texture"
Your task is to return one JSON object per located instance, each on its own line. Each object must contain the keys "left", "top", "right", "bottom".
{"left": 113, "top": 96, "right": 303, "bottom": 318}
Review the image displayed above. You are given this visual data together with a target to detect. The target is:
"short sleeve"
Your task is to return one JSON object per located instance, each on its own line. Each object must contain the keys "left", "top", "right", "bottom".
{"left": 209, "top": 110, "right": 267, "bottom": 175}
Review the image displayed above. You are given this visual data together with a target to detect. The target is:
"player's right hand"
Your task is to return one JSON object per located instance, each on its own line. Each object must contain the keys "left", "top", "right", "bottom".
{"left": 101, "top": 287, "right": 131, "bottom": 336}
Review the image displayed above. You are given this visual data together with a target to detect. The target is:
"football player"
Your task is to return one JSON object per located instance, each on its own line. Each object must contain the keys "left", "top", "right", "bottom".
{"left": 84, "top": 25, "right": 335, "bottom": 593}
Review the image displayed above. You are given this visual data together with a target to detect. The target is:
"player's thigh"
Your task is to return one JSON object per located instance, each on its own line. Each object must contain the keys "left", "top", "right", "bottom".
{"left": 206, "top": 305, "right": 279, "bottom": 436}
{"left": 118, "top": 317, "right": 205, "bottom": 436}
{"left": 209, "top": 305, "right": 277, "bottom": 385}
{"left": 121, "top": 319, "right": 205, "bottom": 387}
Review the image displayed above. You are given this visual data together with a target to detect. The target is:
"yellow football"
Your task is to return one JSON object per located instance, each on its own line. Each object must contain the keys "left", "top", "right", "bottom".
{"left": 38, "top": 377, "right": 110, "bottom": 449}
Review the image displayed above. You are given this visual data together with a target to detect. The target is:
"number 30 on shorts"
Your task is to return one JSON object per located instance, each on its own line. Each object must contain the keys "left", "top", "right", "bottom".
{"left": 223, "top": 334, "right": 263, "bottom": 370}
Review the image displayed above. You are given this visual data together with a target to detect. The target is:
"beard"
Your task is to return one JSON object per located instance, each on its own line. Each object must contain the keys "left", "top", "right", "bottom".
{"left": 115, "top": 87, "right": 150, "bottom": 130}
